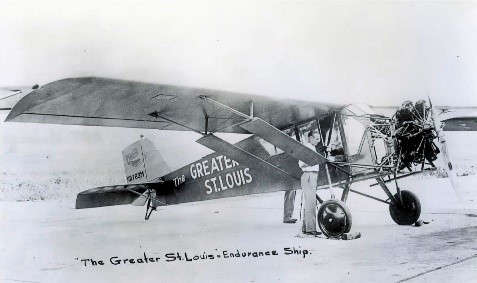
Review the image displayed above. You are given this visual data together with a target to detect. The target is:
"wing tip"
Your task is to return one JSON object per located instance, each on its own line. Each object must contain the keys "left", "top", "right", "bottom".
{"left": 4, "top": 109, "right": 20, "bottom": 122}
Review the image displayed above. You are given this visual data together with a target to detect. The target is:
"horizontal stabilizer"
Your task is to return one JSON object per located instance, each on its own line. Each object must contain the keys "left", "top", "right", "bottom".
{"left": 196, "top": 134, "right": 299, "bottom": 180}
{"left": 239, "top": 117, "right": 328, "bottom": 165}
{"left": 131, "top": 191, "right": 149, "bottom": 206}
{"left": 76, "top": 184, "right": 149, "bottom": 209}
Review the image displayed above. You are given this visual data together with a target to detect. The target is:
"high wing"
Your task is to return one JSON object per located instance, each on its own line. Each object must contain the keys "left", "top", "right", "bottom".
{"left": 5, "top": 77, "right": 342, "bottom": 134}
{"left": 436, "top": 108, "right": 477, "bottom": 131}
{"left": 0, "top": 85, "right": 37, "bottom": 110}
{"left": 441, "top": 117, "right": 477, "bottom": 131}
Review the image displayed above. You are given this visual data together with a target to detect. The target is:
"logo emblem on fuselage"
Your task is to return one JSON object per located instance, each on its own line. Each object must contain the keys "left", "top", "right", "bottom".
{"left": 125, "top": 148, "right": 141, "bottom": 167}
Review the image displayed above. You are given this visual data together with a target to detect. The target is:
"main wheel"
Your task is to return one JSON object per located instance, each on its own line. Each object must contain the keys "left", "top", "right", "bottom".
{"left": 389, "top": 190, "right": 421, "bottom": 225}
{"left": 317, "top": 199, "right": 352, "bottom": 238}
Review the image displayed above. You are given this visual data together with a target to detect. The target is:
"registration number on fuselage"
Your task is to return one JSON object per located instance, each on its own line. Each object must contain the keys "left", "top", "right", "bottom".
{"left": 127, "top": 171, "right": 145, "bottom": 182}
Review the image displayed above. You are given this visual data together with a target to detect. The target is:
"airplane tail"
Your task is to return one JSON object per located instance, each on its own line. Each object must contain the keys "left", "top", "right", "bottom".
{"left": 122, "top": 137, "right": 172, "bottom": 184}
{"left": 76, "top": 137, "right": 172, "bottom": 210}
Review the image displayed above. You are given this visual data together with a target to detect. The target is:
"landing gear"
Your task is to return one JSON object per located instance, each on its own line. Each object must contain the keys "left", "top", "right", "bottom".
{"left": 317, "top": 199, "right": 352, "bottom": 238}
{"left": 389, "top": 190, "right": 421, "bottom": 225}
{"left": 144, "top": 189, "right": 158, "bottom": 220}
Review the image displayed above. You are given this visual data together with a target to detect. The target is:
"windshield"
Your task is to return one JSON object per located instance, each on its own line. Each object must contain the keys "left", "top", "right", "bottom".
{"left": 340, "top": 105, "right": 376, "bottom": 172}
{"left": 345, "top": 104, "right": 377, "bottom": 116}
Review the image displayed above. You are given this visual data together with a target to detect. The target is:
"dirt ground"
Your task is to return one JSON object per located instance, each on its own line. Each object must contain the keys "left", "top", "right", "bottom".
{"left": 1, "top": 176, "right": 477, "bottom": 283}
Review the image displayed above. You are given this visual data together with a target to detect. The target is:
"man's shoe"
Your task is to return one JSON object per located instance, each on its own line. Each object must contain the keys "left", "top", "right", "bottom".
{"left": 283, "top": 219, "right": 297, "bottom": 224}
{"left": 304, "top": 231, "right": 322, "bottom": 236}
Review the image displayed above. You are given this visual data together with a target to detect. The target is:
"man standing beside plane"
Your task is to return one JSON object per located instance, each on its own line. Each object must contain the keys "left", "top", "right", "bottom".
{"left": 299, "top": 131, "right": 321, "bottom": 235}
{"left": 283, "top": 191, "right": 297, "bottom": 223}
{"left": 283, "top": 127, "right": 298, "bottom": 224}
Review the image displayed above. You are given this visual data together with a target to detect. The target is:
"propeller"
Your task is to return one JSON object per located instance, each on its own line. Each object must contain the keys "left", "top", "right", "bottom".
{"left": 428, "top": 97, "right": 463, "bottom": 201}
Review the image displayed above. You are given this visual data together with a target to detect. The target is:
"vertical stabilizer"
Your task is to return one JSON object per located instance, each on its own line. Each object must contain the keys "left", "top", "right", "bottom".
{"left": 122, "top": 137, "right": 172, "bottom": 183}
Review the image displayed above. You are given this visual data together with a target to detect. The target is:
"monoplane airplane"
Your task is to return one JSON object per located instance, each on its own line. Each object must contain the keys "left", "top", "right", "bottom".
{"left": 4, "top": 77, "right": 474, "bottom": 238}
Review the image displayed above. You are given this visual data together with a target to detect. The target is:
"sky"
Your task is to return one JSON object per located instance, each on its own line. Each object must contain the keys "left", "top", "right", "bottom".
{"left": 1, "top": 0, "right": 476, "bottom": 106}
{"left": 1, "top": 0, "right": 477, "bottom": 174}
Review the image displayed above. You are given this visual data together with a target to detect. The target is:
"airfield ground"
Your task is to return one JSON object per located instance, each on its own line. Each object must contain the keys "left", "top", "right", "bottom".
{"left": 1, "top": 175, "right": 477, "bottom": 283}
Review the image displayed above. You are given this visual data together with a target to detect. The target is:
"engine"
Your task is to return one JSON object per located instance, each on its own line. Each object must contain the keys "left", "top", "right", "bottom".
{"left": 393, "top": 100, "right": 440, "bottom": 171}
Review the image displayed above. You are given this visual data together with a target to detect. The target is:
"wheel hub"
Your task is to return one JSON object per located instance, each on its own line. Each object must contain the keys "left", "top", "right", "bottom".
{"left": 317, "top": 200, "right": 352, "bottom": 238}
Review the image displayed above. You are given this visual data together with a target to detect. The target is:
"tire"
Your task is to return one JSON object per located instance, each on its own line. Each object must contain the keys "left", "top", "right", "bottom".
{"left": 317, "top": 199, "right": 352, "bottom": 238}
{"left": 389, "top": 190, "right": 421, "bottom": 225}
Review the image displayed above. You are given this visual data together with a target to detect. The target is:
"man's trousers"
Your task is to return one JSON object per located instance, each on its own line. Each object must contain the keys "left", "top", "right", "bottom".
{"left": 301, "top": 172, "right": 318, "bottom": 233}
{"left": 283, "top": 190, "right": 296, "bottom": 221}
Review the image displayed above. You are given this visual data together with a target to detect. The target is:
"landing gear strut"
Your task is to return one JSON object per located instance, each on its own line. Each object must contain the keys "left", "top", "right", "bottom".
{"left": 144, "top": 189, "right": 158, "bottom": 221}
{"left": 145, "top": 197, "right": 156, "bottom": 220}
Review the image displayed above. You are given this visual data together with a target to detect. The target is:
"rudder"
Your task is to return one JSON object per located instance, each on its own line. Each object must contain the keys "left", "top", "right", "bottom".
{"left": 122, "top": 137, "right": 172, "bottom": 183}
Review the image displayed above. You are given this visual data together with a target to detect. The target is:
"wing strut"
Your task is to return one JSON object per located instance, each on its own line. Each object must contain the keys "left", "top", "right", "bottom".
{"left": 196, "top": 134, "right": 300, "bottom": 180}
{"left": 239, "top": 117, "right": 328, "bottom": 166}
{"left": 149, "top": 109, "right": 300, "bottom": 180}
{"left": 199, "top": 95, "right": 252, "bottom": 119}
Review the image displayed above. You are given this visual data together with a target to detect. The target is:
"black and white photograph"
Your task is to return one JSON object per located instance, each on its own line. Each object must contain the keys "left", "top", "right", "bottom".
{"left": 1, "top": 1, "right": 477, "bottom": 282}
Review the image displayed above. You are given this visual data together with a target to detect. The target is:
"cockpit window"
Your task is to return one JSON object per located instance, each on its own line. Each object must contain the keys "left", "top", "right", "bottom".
{"left": 317, "top": 113, "right": 344, "bottom": 161}
{"left": 340, "top": 104, "right": 384, "bottom": 172}
{"left": 341, "top": 115, "right": 366, "bottom": 156}
{"left": 297, "top": 120, "right": 319, "bottom": 145}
